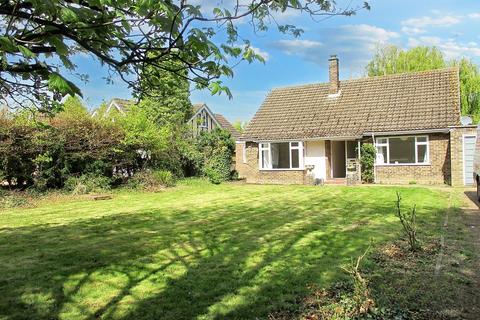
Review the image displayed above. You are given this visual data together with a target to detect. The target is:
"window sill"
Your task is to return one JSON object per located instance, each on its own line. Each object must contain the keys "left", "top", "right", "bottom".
{"left": 375, "top": 163, "right": 431, "bottom": 167}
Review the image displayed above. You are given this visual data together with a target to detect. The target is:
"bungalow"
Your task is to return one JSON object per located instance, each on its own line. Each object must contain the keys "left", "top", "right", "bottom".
{"left": 236, "top": 55, "right": 477, "bottom": 186}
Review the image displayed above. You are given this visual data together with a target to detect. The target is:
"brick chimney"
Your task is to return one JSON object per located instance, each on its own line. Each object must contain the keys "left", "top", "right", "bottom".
{"left": 328, "top": 55, "right": 340, "bottom": 94}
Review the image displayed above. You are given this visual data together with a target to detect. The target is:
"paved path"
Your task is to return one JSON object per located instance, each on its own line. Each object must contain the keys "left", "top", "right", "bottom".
{"left": 459, "top": 189, "right": 480, "bottom": 318}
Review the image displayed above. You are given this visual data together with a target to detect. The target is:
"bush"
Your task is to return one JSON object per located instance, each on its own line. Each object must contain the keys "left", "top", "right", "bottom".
{"left": 64, "top": 174, "right": 112, "bottom": 195}
{"left": 395, "top": 192, "right": 420, "bottom": 251}
{"left": 0, "top": 192, "right": 29, "bottom": 209}
{"left": 203, "top": 147, "right": 232, "bottom": 184}
{"left": 360, "top": 143, "right": 376, "bottom": 183}
{"left": 127, "top": 169, "right": 175, "bottom": 191}
{"left": 196, "top": 129, "right": 235, "bottom": 184}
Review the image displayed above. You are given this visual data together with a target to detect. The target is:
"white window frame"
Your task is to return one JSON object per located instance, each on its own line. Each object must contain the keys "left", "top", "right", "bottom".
{"left": 259, "top": 141, "right": 304, "bottom": 170}
{"left": 375, "top": 135, "right": 430, "bottom": 166}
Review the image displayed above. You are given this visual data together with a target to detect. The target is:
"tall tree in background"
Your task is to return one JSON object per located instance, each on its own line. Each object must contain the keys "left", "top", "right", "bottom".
{"left": 138, "top": 60, "right": 192, "bottom": 126}
{"left": 0, "top": 0, "right": 369, "bottom": 113}
{"left": 366, "top": 46, "right": 445, "bottom": 76}
{"left": 366, "top": 45, "right": 480, "bottom": 121}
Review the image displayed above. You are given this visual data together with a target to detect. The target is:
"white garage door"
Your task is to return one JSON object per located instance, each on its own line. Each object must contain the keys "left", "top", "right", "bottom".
{"left": 463, "top": 135, "right": 476, "bottom": 185}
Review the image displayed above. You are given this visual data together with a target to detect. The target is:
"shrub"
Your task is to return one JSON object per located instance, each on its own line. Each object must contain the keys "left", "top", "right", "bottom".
{"left": 127, "top": 169, "right": 175, "bottom": 191}
{"left": 64, "top": 174, "right": 112, "bottom": 195}
{"left": 203, "top": 147, "right": 232, "bottom": 184}
{"left": 196, "top": 129, "right": 235, "bottom": 184}
{"left": 151, "top": 170, "right": 176, "bottom": 187}
{"left": 360, "top": 143, "right": 376, "bottom": 183}
{"left": 395, "top": 192, "right": 420, "bottom": 251}
{"left": 0, "top": 193, "right": 29, "bottom": 209}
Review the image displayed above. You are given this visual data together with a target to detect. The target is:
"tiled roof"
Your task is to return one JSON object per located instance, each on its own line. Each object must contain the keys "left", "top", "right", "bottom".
{"left": 111, "top": 98, "right": 135, "bottom": 113}
{"left": 214, "top": 113, "right": 241, "bottom": 139}
{"left": 192, "top": 103, "right": 205, "bottom": 114}
{"left": 243, "top": 68, "right": 461, "bottom": 140}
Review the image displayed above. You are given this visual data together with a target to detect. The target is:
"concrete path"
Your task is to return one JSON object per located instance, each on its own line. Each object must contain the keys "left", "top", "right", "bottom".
{"left": 458, "top": 189, "right": 480, "bottom": 318}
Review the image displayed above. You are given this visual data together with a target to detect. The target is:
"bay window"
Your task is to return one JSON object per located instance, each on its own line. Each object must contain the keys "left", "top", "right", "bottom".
{"left": 375, "top": 136, "right": 429, "bottom": 165}
{"left": 259, "top": 142, "right": 303, "bottom": 169}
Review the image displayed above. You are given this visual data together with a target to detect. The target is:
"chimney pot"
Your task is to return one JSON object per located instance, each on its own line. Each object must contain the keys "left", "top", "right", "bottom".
{"left": 328, "top": 55, "right": 340, "bottom": 94}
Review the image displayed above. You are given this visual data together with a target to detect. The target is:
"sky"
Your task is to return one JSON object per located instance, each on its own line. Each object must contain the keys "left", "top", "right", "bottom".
{"left": 74, "top": 0, "right": 480, "bottom": 123}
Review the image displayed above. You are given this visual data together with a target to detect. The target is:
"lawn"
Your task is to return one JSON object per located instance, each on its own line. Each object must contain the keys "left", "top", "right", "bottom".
{"left": 0, "top": 180, "right": 456, "bottom": 319}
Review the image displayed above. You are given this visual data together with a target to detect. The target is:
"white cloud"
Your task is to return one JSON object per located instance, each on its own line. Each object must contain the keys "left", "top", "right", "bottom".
{"left": 401, "top": 26, "right": 425, "bottom": 35}
{"left": 402, "top": 15, "right": 461, "bottom": 28}
{"left": 272, "top": 39, "right": 323, "bottom": 55}
{"left": 407, "top": 36, "right": 480, "bottom": 59}
{"left": 271, "top": 24, "right": 399, "bottom": 74}
{"left": 249, "top": 45, "right": 270, "bottom": 61}
{"left": 468, "top": 13, "right": 480, "bottom": 19}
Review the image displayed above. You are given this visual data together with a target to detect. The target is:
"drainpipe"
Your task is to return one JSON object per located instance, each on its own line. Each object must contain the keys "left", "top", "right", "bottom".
{"left": 372, "top": 133, "right": 377, "bottom": 184}
{"left": 357, "top": 140, "right": 362, "bottom": 183}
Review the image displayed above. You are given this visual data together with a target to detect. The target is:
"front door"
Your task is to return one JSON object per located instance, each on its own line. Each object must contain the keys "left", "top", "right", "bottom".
{"left": 331, "top": 141, "right": 346, "bottom": 178}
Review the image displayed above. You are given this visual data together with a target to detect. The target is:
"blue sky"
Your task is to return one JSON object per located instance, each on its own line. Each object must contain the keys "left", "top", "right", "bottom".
{"left": 74, "top": 0, "right": 480, "bottom": 123}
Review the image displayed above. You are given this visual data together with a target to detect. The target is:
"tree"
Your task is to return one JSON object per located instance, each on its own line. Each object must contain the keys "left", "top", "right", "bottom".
{"left": 366, "top": 45, "right": 446, "bottom": 76}
{"left": 452, "top": 58, "right": 480, "bottom": 119}
{"left": 0, "top": 0, "right": 368, "bottom": 113}
{"left": 232, "top": 120, "right": 249, "bottom": 133}
{"left": 366, "top": 45, "right": 480, "bottom": 121}
{"left": 58, "top": 96, "right": 89, "bottom": 119}
{"left": 138, "top": 60, "right": 192, "bottom": 126}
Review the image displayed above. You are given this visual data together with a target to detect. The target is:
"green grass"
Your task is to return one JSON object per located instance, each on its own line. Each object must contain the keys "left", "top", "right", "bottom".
{"left": 0, "top": 180, "right": 453, "bottom": 319}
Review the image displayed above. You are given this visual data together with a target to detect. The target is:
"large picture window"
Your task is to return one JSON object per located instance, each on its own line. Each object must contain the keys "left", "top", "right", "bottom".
{"left": 375, "top": 136, "right": 429, "bottom": 165}
{"left": 259, "top": 142, "right": 303, "bottom": 169}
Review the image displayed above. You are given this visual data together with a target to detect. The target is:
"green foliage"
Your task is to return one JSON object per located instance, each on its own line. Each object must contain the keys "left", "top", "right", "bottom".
{"left": 366, "top": 45, "right": 480, "bottom": 121}
{"left": 395, "top": 192, "right": 420, "bottom": 252}
{"left": 0, "top": 193, "right": 29, "bottom": 209}
{"left": 127, "top": 170, "right": 176, "bottom": 191}
{"left": 366, "top": 45, "right": 446, "bottom": 76}
{"left": 138, "top": 60, "right": 192, "bottom": 125}
{"left": 452, "top": 58, "right": 480, "bottom": 121}
{"left": 64, "top": 174, "right": 112, "bottom": 195}
{"left": 0, "top": 1, "right": 368, "bottom": 112}
{"left": 360, "top": 143, "right": 376, "bottom": 183}
{"left": 196, "top": 128, "right": 235, "bottom": 184}
{"left": 0, "top": 110, "right": 126, "bottom": 190}
{"left": 232, "top": 120, "right": 249, "bottom": 133}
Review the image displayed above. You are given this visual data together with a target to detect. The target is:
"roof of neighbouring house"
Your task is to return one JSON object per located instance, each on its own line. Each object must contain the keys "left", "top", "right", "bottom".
{"left": 190, "top": 103, "right": 241, "bottom": 139}
{"left": 214, "top": 113, "right": 241, "bottom": 140}
{"left": 109, "top": 98, "right": 135, "bottom": 114}
{"left": 242, "top": 67, "right": 461, "bottom": 140}
{"left": 192, "top": 103, "right": 205, "bottom": 115}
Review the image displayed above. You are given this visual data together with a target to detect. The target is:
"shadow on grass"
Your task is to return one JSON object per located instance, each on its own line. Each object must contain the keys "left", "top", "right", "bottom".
{"left": 0, "top": 187, "right": 448, "bottom": 320}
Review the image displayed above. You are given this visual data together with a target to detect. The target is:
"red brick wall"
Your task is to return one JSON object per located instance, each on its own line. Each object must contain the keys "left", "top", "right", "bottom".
{"left": 235, "top": 142, "right": 307, "bottom": 184}
{"left": 374, "top": 133, "right": 450, "bottom": 185}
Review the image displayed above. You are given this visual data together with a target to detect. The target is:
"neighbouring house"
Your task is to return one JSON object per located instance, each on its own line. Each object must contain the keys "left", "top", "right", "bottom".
{"left": 91, "top": 98, "right": 134, "bottom": 118}
{"left": 236, "top": 55, "right": 477, "bottom": 186}
{"left": 187, "top": 103, "right": 241, "bottom": 140}
{"left": 93, "top": 100, "right": 240, "bottom": 140}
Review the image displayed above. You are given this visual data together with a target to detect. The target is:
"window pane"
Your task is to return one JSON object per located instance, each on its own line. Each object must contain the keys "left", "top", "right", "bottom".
{"left": 291, "top": 149, "right": 299, "bottom": 168}
{"left": 377, "top": 138, "right": 387, "bottom": 144}
{"left": 417, "top": 144, "right": 428, "bottom": 163}
{"left": 389, "top": 137, "right": 415, "bottom": 164}
{"left": 416, "top": 136, "right": 427, "bottom": 143}
{"left": 376, "top": 146, "right": 387, "bottom": 164}
{"left": 261, "top": 150, "right": 270, "bottom": 168}
{"left": 291, "top": 142, "right": 299, "bottom": 147}
{"left": 260, "top": 143, "right": 268, "bottom": 149}
{"left": 271, "top": 143, "right": 290, "bottom": 168}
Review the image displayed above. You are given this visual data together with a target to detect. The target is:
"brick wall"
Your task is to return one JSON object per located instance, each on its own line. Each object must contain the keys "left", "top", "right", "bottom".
{"left": 450, "top": 126, "right": 477, "bottom": 187}
{"left": 236, "top": 131, "right": 475, "bottom": 186}
{"left": 235, "top": 142, "right": 307, "bottom": 184}
{"left": 375, "top": 133, "right": 450, "bottom": 185}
